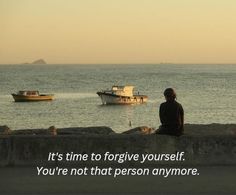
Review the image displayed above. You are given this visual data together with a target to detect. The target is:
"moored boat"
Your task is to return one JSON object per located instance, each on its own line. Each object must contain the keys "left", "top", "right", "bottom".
{"left": 11, "top": 91, "right": 54, "bottom": 102}
{"left": 97, "top": 85, "right": 148, "bottom": 105}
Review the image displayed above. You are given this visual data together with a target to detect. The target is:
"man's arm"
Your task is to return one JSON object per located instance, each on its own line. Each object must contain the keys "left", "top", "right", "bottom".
{"left": 180, "top": 105, "right": 184, "bottom": 127}
{"left": 159, "top": 104, "right": 164, "bottom": 124}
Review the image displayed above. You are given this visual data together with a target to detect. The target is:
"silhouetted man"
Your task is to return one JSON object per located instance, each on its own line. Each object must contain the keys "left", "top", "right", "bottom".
{"left": 157, "top": 88, "right": 184, "bottom": 136}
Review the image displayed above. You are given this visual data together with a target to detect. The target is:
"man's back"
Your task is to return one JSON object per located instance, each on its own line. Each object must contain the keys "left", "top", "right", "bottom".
{"left": 160, "top": 100, "right": 183, "bottom": 126}
{"left": 157, "top": 88, "right": 184, "bottom": 136}
{"left": 159, "top": 100, "right": 184, "bottom": 136}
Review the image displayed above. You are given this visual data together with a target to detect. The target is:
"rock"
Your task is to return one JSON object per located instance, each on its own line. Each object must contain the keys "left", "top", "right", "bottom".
{"left": 11, "top": 126, "right": 115, "bottom": 135}
{"left": 122, "top": 126, "right": 155, "bottom": 135}
{"left": 12, "top": 129, "right": 47, "bottom": 135}
{"left": 31, "top": 59, "right": 47, "bottom": 65}
{"left": 0, "top": 125, "right": 12, "bottom": 135}
{"left": 58, "top": 126, "right": 115, "bottom": 135}
{"left": 48, "top": 126, "right": 57, "bottom": 136}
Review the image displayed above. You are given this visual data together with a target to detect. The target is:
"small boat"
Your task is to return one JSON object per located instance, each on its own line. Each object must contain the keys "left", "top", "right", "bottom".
{"left": 97, "top": 85, "right": 148, "bottom": 105}
{"left": 11, "top": 91, "right": 54, "bottom": 102}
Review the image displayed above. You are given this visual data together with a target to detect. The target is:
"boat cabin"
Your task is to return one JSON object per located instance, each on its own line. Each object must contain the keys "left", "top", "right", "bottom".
{"left": 111, "top": 86, "right": 134, "bottom": 97}
{"left": 17, "top": 91, "right": 40, "bottom": 96}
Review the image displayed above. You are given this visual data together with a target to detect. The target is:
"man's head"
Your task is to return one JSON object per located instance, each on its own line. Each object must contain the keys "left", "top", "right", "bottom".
{"left": 164, "top": 88, "right": 176, "bottom": 101}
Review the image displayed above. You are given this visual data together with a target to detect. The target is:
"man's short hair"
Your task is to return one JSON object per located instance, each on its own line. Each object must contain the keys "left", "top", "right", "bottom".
{"left": 164, "top": 88, "right": 176, "bottom": 99}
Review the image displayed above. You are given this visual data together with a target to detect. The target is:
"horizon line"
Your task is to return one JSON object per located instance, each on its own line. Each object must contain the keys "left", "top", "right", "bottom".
{"left": 1, "top": 63, "right": 236, "bottom": 65}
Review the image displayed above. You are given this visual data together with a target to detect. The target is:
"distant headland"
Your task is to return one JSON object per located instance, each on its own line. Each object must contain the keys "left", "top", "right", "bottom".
{"left": 22, "top": 59, "right": 47, "bottom": 65}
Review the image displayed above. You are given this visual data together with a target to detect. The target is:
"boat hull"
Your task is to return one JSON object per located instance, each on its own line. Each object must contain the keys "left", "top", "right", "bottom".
{"left": 11, "top": 94, "right": 54, "bottom": 102}
{"left": 97, "top": 92, "right": 147, "bottom": 105}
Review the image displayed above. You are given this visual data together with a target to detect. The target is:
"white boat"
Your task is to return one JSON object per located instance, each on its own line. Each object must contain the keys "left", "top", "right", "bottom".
{"left": 97, "top": 86, "right": 148, "bottom": 105}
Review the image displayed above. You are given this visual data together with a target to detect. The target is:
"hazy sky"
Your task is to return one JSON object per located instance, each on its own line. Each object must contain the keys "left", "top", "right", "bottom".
{"left": 1, "top": 0, "right": 236, "bottom": 64}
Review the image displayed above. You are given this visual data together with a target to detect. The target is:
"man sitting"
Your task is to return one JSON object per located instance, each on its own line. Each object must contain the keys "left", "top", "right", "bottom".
{"left": 157, "top": 88, "right": 184, "bottom": 136}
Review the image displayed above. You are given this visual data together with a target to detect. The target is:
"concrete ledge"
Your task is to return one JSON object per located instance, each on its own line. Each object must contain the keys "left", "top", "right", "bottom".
{"left": 0, "top": 129, "right": 236, "bottom": 166}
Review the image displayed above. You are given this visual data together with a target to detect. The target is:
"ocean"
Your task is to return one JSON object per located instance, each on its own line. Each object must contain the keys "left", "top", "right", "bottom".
{"left": 0, "top": 64, "right": 235, "bottom": 132}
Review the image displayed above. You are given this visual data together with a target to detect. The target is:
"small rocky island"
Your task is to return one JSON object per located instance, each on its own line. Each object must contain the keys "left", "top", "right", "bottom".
{"left": 31, "top": 59, "right": 47, "bottom": 64}
{"left": 22, "top": 59, "right": 47, "bottom": 65}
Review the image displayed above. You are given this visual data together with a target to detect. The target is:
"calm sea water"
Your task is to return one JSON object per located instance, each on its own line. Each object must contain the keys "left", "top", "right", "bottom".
{"left": 0, "top": 64, "right": 235, "bottom": 132}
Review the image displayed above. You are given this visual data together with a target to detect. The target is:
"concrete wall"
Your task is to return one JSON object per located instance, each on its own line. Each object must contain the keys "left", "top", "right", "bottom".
{"left": 0, "top": 133, "right": 236, "bottom": 167}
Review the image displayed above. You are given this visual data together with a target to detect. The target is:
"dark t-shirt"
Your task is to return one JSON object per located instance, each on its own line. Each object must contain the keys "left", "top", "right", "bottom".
{"left": 159, "top": 100, "right": 184, "bottom": 135}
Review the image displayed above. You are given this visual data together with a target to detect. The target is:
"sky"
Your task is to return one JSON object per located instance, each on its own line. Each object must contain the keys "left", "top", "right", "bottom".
{"left": 1, "top": 0, "right": 236, "bottom": 64}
